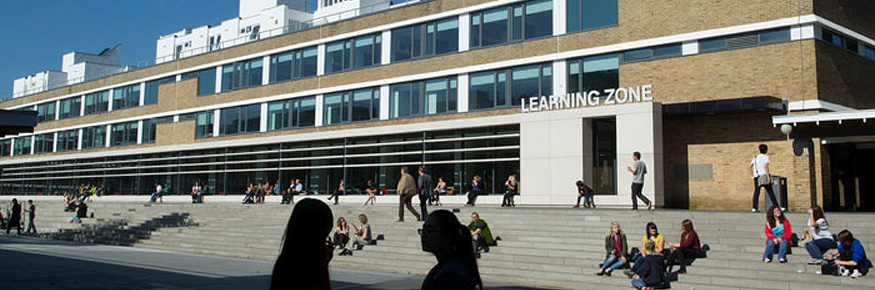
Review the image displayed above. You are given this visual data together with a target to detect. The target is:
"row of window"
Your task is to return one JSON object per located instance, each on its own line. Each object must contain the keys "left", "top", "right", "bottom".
{"left": 0, "top": 118, "right": 169, "bottom": 156}
{"left": 31, "top": 77, "right": 172, "bottom": 123}
{"left": 820, "top": 28, "right": 875, "bottom": 61}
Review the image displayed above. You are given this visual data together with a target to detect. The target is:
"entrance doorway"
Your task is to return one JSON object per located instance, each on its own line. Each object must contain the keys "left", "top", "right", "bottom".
{"left": 591, "top": 118, "right": 617, "bottom": 196}
{"left": 828, "top": 143, "right": 875, "bottom": 211}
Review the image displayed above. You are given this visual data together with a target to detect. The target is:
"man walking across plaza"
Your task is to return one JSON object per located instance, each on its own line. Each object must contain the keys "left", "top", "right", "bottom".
{"left": 627, "top": 151, "right": 652, "bottom": 211}
{"left": 750, "top": 144, "right": 782, "bottom": 212}
{"left": 417, "top": 166, "right": 433, "bottom": 217}
{"left": 397, "top": 167, "right": 420, "bottom": 222}
{"left": 24, "top": 200, "right": 37, "bottom": 234}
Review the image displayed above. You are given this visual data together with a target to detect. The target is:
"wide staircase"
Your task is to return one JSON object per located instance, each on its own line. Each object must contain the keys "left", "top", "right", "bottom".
{"left": 4, "top": 197, "right": 873, "bottom": 290}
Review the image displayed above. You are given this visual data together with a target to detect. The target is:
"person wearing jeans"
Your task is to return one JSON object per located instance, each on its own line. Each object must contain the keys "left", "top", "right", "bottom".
{"left": 597, "top": 222, "right": 628, "bottom": 276}
{"left": 762, "top": 206, "right": 792, "bottom": 263}
{"left": 804, "top": 206, "right": 835, "bottom": 264}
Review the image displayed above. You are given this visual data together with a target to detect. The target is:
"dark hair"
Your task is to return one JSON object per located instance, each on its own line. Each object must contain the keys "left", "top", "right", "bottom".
{"left": 419, "top": 166, "right": 426, "bottom": 173}
{"left": 633, "top": 151, "right": 641, "bottom": 159}
{"left": 424, "top": 210, "right": 483, "bottom": 290}
{"left": 681, "top": 219, "right": 695, "bottom": 234}
{"left": 337, "top": 217, "right": 346, "bottom": 228}
{"left": 576, "top": 180, "right": 584, "bottom": 187}
{"left": 766, "top": 205, "right": 784, "bottom": 228}
{"left": 759, "top": 144, "right": 768, "bottom": 154}
{"left": 358, "top": 214, "right": 368, "bottom": 224}
{"left": 270, "top": 198, "right": 333, "bottom": 290}
{"left": 811, "top": 205, "right": 826, "bottom": 224}
{"left": 836, "top": 229, "right": 854, "bottom": 247}
{"left": 645, "top": 222, "right": 659, "bottom": 239}
{"left": 401, "top": 167, "right": 409, "bottom": 174}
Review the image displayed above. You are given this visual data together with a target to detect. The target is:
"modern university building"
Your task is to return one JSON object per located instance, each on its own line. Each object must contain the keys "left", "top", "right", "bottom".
{"left": 1, "top": 0, "right": 874, "bottom": 212}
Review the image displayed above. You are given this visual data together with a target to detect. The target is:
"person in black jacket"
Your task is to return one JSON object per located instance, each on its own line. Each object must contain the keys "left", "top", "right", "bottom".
{"left": 270, "top": 198, "right": 333, "bottom": 290}
{"left": 631, "top": 240, "right": 668, "bottom": 290}
{"left": 6, "top": 199, "right": 22, "bottom": 234}
{"left": 421, "top": 210, "right": 483, "bottom": 290}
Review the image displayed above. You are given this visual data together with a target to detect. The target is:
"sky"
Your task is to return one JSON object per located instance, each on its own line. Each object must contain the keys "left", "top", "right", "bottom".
{"left": 0, "top": 0, "right": 249, "bottom": 98}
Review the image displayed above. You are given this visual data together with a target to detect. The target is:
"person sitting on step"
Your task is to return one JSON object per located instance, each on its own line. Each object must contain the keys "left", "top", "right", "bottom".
{"left": 826, "top": 229, "right": 872, "bottom": 277}
{"left": 762, "top": 206, "right": 791, "bottom": 263}
{"left": 803, "top": 205, "right": 836, "bottom": 265}
{"left": 666, "top": 219, "right": 701, "bottom": 274}
{"left": 626, "top": 222, "right": 665, "bottom": 277}
{"left": 332, "top": 217, "right": 350, "bottom": 250}
{"left": 341, "top": 214, "right": 371, "bottom": 256}
{"left": 468, "top": 212, "right": 494, "bottom": 257}
{"left": 597, "top": 221, "right": 628, "bottom": 276}
{"left": 631, "top": 240, "right": 668, "bottom": 290}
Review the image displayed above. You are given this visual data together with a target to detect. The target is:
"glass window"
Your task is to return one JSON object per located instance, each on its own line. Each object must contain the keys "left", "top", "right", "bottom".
{"left": 13, "top": 136, "right": 31, "bottom": 156}
{"left": 0, "top": 139, "right": 10, "bottom": 157}
{"left": 699, "top": 38, "right": 726, "bottom": 52}
{"left": 652, "top": 44, "right": 682, "bottom": 59}
{"left": 323, "top": 88, "right": 378, "bottom": 125}
{"left": 481, "top": 7, "right": 509, "bottom": 47}
{"left": 270, "top": 46, "right": 318, "bottom": 83}
{"left": 83, "top": 90, "right": 109, "bottom": 115}
{"left": 268, "top": 101, "right": 291, "bottom": 131}
{"left": 58, "top": 97, "right": 81, "bottom": 120}
{"left": 425, "top": 77, "right": 457, "bottom": 115}
{"left": 81, "top": 126, "right": 106, "bottom": 149}
{"left": 759, "top": 28, "right": 790, "bottom": 44}
{"left": 37, "top": 102, "right": 55, "bottom": 123}
{"left": 471, "top": 0, "right": 553, "bottom": 48}
{"left": 325, "top": 41, "right": 346, "bottom": 74}
{"left": 195, "top": 68, "right": 217, "bottom": 96}
{"left": 299, "top": 97, "right": 316, "bottom": 127}
{"left": 34, "top": 133, "right": 54, "bottom": 154}
{"left": 567, "top": 0, "right": 618, "bottom": 32}
{"left": 56, "top": 129, "right": 78, "bottom": 152}
{"left": 112, "top": 84, "right": 141, "bottom": 110}
{"left": 511, "top": 65, "right": 542, "bottom": 106}
{"left": 144, "top": 77, "right": 175, "bottom": 105}
{"left": 525, "top": 0, "right": 553, "bottom": 39}
{"left": 351, "top": 88, "right": 379, "bottom": 122}
{"left": 219, "top": 104, "right": 260, "bottom": 136}
{"left": 221, "top": 58, "right": 263, "bottom": 92}
{"left": 470, "top": 63, "right": 550, "bottom": 110}
{"left": 142, "top": 119, "right": 157, "bottom": 144}
{"left": 392, "top": 17, "right": 458, "bottom": 62}
{"left": 324, "top": 34, "right": 381, "bottom": 74}
{"left": 195, "top": 111, "right": 214, "bottom": 138}
{"left": 569, "top": 54, "right": 619, "bottom": 93}
{"left": 390, "top": 82, "right": 417, "bottom": 118}
{"left": 323, "top": 92, "right": 349, "bottom": 125}
{"left": 469, "top": 72, "right": 499, "bottom": 110}
{"left": 864, "top": 46, "right": 875, "bottom": 60}
{"left": 111, "top": 121, "right": 138, "bottom": 147}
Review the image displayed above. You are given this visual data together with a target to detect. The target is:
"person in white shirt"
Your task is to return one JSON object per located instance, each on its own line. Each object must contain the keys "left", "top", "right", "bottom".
{"left": 150, "top": 183, "right": 163, "bottom": 203}
{"left": 750, "top": 144, "right": 781, "bottom": 212}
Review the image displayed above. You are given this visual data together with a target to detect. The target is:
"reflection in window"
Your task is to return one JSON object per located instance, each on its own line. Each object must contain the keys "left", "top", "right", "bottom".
{"left": 56, "top": 129, "right": 78, "bottom": 152}
{"left": 323, "top": 88, "right": 379, "bottom": 125}
{"left": 111, "top": 121, "right": 139, "bottom": 147}
{"left": 112, "top": 84, "right": 141, "bottom": 110}
{"left": 221, "top": 58, "right": 263, "bottom": 92}
{"left": 267, "top": 96, "right": 317, "bottom": 131}
{"left": 182, "top": 68, "right": 217, "bottom": 96}
{"left": 13, "top": 136, "right": 31, "bottom": 156}
{"left": 81, "top": 126, "right": 106, "bottom": 149}
{"left": 83, "top": 90, "right": 109, "bottom": 115}
{"left": 392, "top": 17, "right": 458, "bottom": 62}
{"left": 58, "top": 97, "right": 81, "bottom": 120}
{"left": 270, "top": 46, "right": 318, "bottom": 83}
{"left": 36, "top": 102, "right": 55, "bottom": 123}
{"left": 470, "top": 63, "right": 551, "bottom": 110}
{"left": 325, "top": 34, "right": 382, "bottom": 74}
{"left": 389, "top": 77, "right": 457, "bottom": 119}
{"left": 470, "top": 0, "right": 553, "bottom": 48}
{"left": 220, "top": 104, "right": 261, "bottom": 136}
{"left": 33, "top": 133, "right": 54, "bottom": 154}
{"left": 144, "top": 77, "right": 175, "bottom": 105}
{"left": 195, "top": 111, "right": 214, "bottom": 139}
{"left": 568, "top": 54, "right": 619, "bottom": 94}
{"left": 567, "top": 0, "right": 618, "bottom": 33}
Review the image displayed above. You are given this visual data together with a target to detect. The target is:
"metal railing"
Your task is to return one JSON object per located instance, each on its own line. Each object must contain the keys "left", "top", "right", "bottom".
{"left": 1, "top": 0, "right": 430, "bottom": 103}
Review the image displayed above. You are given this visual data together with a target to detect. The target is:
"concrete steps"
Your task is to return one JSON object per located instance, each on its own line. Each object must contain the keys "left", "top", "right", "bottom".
{"left": 5, "top": 198, "right": 874, "bottom": 290}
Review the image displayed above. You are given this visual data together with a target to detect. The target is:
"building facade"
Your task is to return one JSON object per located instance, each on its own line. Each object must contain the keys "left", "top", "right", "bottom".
{"left": 1, "top": 0, "right": 874, "bottom": 211}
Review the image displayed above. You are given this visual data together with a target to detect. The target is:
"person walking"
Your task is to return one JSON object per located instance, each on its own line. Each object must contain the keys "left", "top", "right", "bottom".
{"left": 150, "top": 183, "right": 163, "bottom": 203}
{"left": 24, "top": 200, "right": 37, "bottom": 234}
{"left": 626, "top": 151, "right": 652, "bottom": 211}
{"left": 418, "top": 166, "right": 434, "bottom": 217}
{"left": 397, "top": 167, "right": 420, "bottom": 222}
{"left": 6, "top": 199, "right": 22, "bottom": 235}
{"left": 751, "top": 144, "right": 782, "bottom": 212}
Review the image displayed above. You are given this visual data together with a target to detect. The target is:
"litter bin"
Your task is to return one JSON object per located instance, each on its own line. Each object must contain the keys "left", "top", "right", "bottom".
{"left": 765, "top": 176, "right": 788, "bottom": 210}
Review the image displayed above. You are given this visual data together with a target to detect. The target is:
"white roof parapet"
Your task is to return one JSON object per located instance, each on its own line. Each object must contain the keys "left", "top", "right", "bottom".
{"left": 772, "top": 109, "right": 875, "bottom": 126}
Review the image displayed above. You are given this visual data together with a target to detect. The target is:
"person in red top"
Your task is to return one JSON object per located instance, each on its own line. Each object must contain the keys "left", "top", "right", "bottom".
{"left": 762, "top": 205, "right": 792, "bottom": 263}
{"left": 666, "top": 219, "right": 700, "bottom": 274}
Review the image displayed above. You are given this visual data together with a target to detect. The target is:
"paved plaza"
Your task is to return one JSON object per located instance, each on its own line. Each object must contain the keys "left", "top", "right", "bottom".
{"left": 0, "top": 234, "right": 546, "bottom": 290}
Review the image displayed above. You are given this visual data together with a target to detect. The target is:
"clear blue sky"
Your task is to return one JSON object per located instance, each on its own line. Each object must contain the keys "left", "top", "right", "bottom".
{"left": 0, "top": 0, "right": 251, "bottom": 97}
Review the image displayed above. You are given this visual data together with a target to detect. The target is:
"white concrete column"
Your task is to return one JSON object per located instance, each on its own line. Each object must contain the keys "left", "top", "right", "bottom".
{"left": 107, "top": 89, "right": 114, "bottom": 111}
{"left": 214, "top": 66, "right": 223, "bottom": 93}
{"left": 553, "top": 0, "right": 566, "bottom": 36}
{"left": 457, "top": 74, "right": 469, "bottom": 113}
{"left": 793, "top": 24, "right": 815, "bottom": 41}
{"left": 8, "top": 138, "right": 13, "bottom": 157}
{"left": 136, "top": 120, "right": 144, "bottom": 144}
{"left": 79, "top": 95, "right": 86, "bottom": 116}
{"left": 173, "top": 115, "right": 180, "bottom": 123}
{"left": 682, "top": 41, "right": 699, "bottom": 56}
{"left": 317, "top": 44, "right": 326, "bottom": 76}
{"left": 175, "top": 74, "right": 182, "bottom": 82}
{"left": 54, "top": 100, "right": 60, "bottom": 120}
{"left": 77, "top": 129, "right": 83, "bottom": 150}
{"left": 458, "top": 14, "right": 470, "bottom": 52}
{"left": 381, "top": 30, "right": 392, "bottom": 65}
{"left": 212, "top": 109, "right": 221, "bottom": 136}
{"left": 614, "top": 103, "right": 664, "bottom": 207}
{"left": 379, "top": 85, "right": 390, "bottom": 120}
{"left": 552, "top": 60, "right": 567, "bottom": 99}
{"left": 105, "top": 125, "right": 112, "bottom": 148}
{"left": 139, "top": 82, "right": 146, "bottom": 106}
{"left": 260, "top": 102, "right": 268, "bottom": 132}
{"left": 315, "top": 94, "right": 324, "bottom": 127}
{"left": 29, "top": 136, "right": 35, "bottom": 155}
{"left": 52, "top": 132, "right": 58, "bottom": 153}
{"left": 262, "top": 56, "right": 271, "bottom": 85}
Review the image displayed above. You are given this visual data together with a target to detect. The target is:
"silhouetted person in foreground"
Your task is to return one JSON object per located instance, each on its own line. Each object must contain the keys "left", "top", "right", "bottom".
{"left": 271, "top": 198, "right": 334, "bottom": 290}
{"left": 420, "top": 210, "right": 483, "bottom": 290}
{"left": 6, "top": 199, "right": 22, "bottom": 234}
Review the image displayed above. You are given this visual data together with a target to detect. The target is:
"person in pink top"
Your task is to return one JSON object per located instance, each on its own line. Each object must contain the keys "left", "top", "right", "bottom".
{"left": 763, "top": 205, "right": 792, "bottom": 263}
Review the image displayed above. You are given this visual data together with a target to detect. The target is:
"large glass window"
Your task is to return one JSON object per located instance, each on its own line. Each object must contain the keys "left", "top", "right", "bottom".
{"left": 470, "top": 0, "right": 553, "bottom": 48}
{"left": 0, "top": 139, "right": 10, "bottom": 157}
{"left": 269, "top": 46, "right": 318, "bottom": 83}
{"left": 112, "top": 84, "right": 141, "bottom": 110}
{"left": 323, "top": 88, "right": 380, "bottom": 125}
{"left": 56, "top": 129, "right": 78, "bottom": 152}
{"left": 144, "top": 77, "right": 175, "bottom": 105}
{"left": 13, "top": 136, "right": 31, "bottom": 156}
{"left": 470, "top": 63, "right": 551, "bottom": 110}
{"left": 111, "top": 121, "right": 139, "bottom": 147}
{"left": 182, "top": 68, "right": 217, "bottom": 96}
{"left": 81, "top": 126, "right": 107, "bottom": 149}
{"left": 142, "top": 119, "right": 157, "bottom": 144}
{"left": 58, "top": 97, "right": 81, "bottom": 120}
{"left": 622, "top": 44, "right": 682, "bottom": 63}
{"left": 219, "top": 104, "right": 261, "bottom": 136}
{"left": 195, "top": 111, "right": 214, "bottom": 138}
{"left": 37, "top": 102, "right": 56, "bottom": 123}
{"left": 390, "top": 77, "right": 457, "bottom": 118}
{"left": 34, "top": 133, "right": 54, "bottom": 154}
{"left": 324, "top": 34, "right": 382, "bottom": 74}
{"left": 567, "top": 0, "right": 618, "bottom": 33}
{"left": 83, "top": 90, "right": 109, "bottom": 115}
{"left": 221, "top": 58, "right": 263, "bottom": 92}
{"left": 267, "top": 96, "right": 317, "bottom": 131}
{"left": 568, "top": 54, "right": 619, "bottom": 94}
{"left": 392, "top": 17, "right": 458, "bottom": 62}
{"left": 592, "top": 118, "right": 616, "bottom": 195}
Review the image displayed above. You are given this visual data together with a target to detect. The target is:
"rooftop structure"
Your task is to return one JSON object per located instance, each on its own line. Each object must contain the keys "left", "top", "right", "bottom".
{"left": 12, "top": 45, "right": 130, "bottom": 99}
